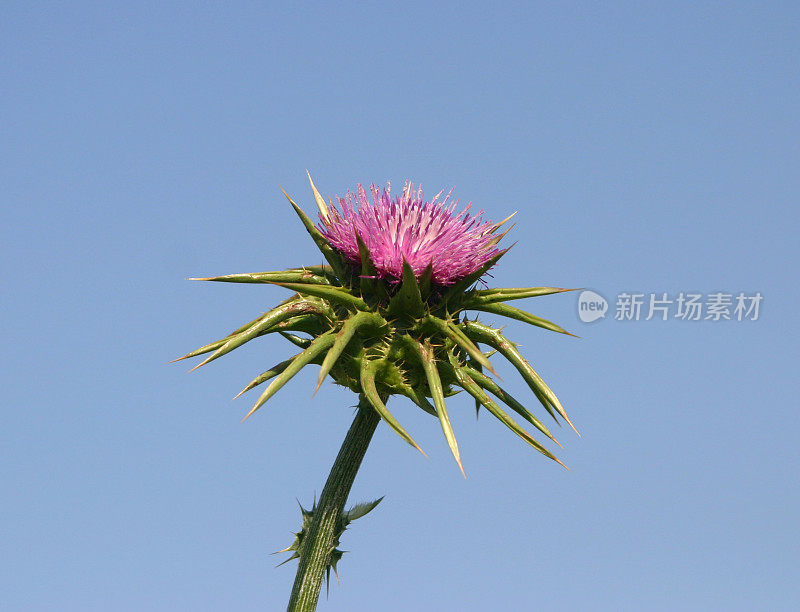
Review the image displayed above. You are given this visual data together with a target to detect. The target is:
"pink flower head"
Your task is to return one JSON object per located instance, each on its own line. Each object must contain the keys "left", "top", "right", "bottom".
{"left": 318, "top": 182, "right": 506, "bottom": 286}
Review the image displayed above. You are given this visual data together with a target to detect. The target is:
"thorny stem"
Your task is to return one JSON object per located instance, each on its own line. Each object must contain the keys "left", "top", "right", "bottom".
{"left": 287, "top": 397, "right": 380, "bottom": 612}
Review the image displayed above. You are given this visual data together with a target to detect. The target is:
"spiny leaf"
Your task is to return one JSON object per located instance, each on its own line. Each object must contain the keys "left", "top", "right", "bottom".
{"left": 386, "top": 259, "right": 424, "bottom": 319}
{"left": 275, "top": 551, "right": 301, "bottom": 567}
{"left": 415, "top": 340, "right": 464, "bottom": 476}
{"left": 343, "top": 497, "right": 384, "bottom": 523}
{"left": 470, "top": 302, "right": 577, "bottom": 336}
{"left": 526, "top": 379, "right": 561, "bottom": 425}
{"left": 268, "top": 282, "right": 368, "bottom": 311}
{"left": 468, "top": 356, "right": 483, "bottom": 417}
{"left": 234, "top": 356, "right": 296, "bottom": 398}
{"left": 189, "top": 299, "right": 321, "bottom": 371}
{"left": 306, "top": 170, "right": 330, "bottom": 222}
{"left": 270, "top": 313, "right": 330, "bottom": 336}
{"left": 462, "top": 321, "right": 566, "bottom": 426}
{"left": 397, "top": 384, "right": 438, "bottom": 417}
{"left": 360, "top": 360, "right": 425, "bottom": 454}
{"left": 294, "top": 265, "right": 340, "bottom": 284}
{"left": 171, "top": 312, "right": 274, "bottom": 362}
{"left": 282, "top": 188, "right": 348, "bottom": 282}
{"left": 462, "top": 321, "right": 578, "bottom": 435}
{"left": 462, "top": 365, "right": 560, "bottom": 446}
{"left": 315, "top": 311, "right": 385, "bottom": 393}
{"left": 448, "top": 358, "right": 566, "bottom": 468}
{"left": 242, "top": 332, "right": 336, "bottom": 421}
{"left": 425, "top": 315, "right": 498, "bottom": 376}
{"left": 460, "top": 321, "right": 559, "bottom": 425}
{"left": 189, "top": 270, "right": 331, "bottom": 285}
{"left": 175, "top": 308, "right": 329, "bottom": 364}
{"left": 467, "top": 286, "right": 577, "bottom": 305}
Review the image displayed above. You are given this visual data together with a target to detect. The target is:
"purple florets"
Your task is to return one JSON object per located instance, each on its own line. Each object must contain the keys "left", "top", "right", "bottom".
{"left": 318, "top": 182, "right": 504, "bottom": 286}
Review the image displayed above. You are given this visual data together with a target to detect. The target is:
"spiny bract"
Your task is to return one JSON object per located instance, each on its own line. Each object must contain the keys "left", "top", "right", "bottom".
{"left": 176, "top": 173, "right": 578, "bottom": 474}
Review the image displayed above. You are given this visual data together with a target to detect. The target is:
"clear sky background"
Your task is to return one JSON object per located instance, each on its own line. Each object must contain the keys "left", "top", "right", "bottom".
{"left": 2, "top": 2, "right": 798, "bottom": 610}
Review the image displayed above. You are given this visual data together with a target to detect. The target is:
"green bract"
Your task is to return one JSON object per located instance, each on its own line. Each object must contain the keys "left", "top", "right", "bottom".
{"left": 176, "top": 181, "right": 577, "bottom": 473}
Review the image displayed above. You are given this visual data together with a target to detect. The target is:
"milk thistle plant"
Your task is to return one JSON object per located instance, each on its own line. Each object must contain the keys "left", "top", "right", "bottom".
{"left": 176, "top": 174, "right": 577, "bottom": 611}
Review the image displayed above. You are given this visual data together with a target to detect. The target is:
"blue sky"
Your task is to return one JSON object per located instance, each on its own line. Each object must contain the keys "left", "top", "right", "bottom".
{"left": 2, "top": 2, "right": 798, "bottom": 610}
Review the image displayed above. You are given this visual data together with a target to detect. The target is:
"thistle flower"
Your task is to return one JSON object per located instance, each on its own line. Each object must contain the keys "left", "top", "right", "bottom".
{"left": 318, "top": 182, "right": 505, "bottom": 285}
{"left": 175, "top": 173, "right": 578, "bottom": 610}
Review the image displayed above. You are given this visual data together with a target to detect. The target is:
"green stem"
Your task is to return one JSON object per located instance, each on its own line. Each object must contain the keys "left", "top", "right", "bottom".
{"left": 287, "top": 397, "right": 380, "bottom": 611}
